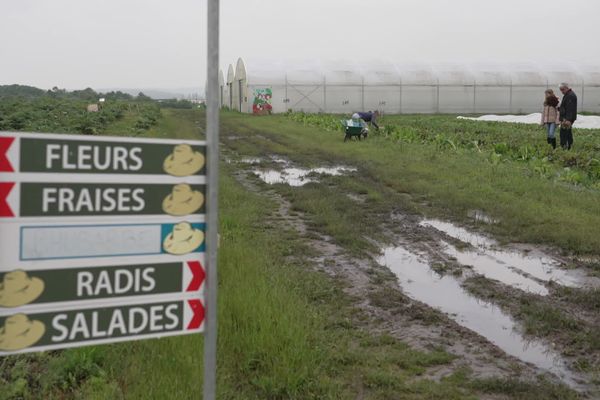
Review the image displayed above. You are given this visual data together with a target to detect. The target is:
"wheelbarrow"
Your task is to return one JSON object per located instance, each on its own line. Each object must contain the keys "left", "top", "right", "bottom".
{"left": 341, "top": 120, "right": 368, "bottom": 142}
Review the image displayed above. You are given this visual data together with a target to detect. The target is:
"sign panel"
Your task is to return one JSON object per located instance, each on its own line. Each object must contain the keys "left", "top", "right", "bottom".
{"left": 0, "top": 219, "right": 205, "bottom": 263}
{"left": 1, "top": 182, "right": 205, "bottom": 218}
{"left": 0, "top": 299, "right": 204, "bottom": 355}
{"left": 0, "top": 131, "right": 207, "bottom": 354}
{"left": 0, "top": 133, "right": 206, "bottom": 175}
{"left": 0, "top": 261, "right": 204, "bottom": 308}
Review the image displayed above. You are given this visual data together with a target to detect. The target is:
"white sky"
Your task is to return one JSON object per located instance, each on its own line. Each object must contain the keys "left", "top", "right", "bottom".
{"left": 1, "top": 0, "right": 598, "bottom": 90}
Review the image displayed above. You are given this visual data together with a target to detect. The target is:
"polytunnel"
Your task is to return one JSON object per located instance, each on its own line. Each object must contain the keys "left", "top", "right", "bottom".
{"left": 507, "top": 63, "right": 548, "bottom": 114}
{"left": 470, "top": 64, "right": 512, "bottom": 114}
{"left": 218, "top": 70, "right": 224, "bottom": 108}
{"left": 226, "top": 58, "right": 600, "bottom": 115}
{"left": 284, "top": 61, "right": 326, "bottom": 113}
{"left": 233, "top": 59, "right": 287, "bottom": 114}
{"left": 231, "top": 58, "right": 247, "bottom": 113}
{"left": 395, "top": 63, "right": 438, "bottom": 113}
{"left": 433, "top": 64, "right": 477, "bottom": 114}
{"left": 580, "top": 65, "right": 600, "bottom": 112}
{"left": 224, "top": 64, "right": 234, "bottom": 109}
{"left": 322, "top": 61, "right": 364, "bottom": 114}
{"left": 361, "top": 62, "right": 401, "bottom": 114}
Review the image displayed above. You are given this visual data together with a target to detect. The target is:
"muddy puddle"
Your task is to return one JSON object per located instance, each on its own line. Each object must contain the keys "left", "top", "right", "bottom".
{"left": 253, "top": 166, "right": 356, "bottom": 187}
{"left": 240, "top": 157, "right": 262, "bottom": 164}
{"left": 378, "top": 246, "right": 580, "bottom": 388}
{"left": 420, "top": 219, "right": 586, "bottom": 292}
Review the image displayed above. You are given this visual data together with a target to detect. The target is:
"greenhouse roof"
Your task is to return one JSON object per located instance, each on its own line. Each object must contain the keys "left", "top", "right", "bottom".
{"left": 227, "top": 58, "right": 599, "bottom": 87}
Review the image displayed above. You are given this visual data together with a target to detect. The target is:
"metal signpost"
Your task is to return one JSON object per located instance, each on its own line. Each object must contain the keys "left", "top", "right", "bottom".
{"left": 204, "top": 0, "right": 220, "bottom": 399}
{"left": 0, "top": 132, "right": 207, "bottom": 354}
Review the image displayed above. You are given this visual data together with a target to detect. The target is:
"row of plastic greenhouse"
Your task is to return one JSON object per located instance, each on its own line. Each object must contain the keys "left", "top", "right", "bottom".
{"left": 219, "top": 58, "right": 600, "bottom": 115}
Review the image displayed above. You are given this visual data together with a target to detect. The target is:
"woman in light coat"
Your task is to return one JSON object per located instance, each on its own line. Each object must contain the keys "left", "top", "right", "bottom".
{"left": 541, "top": 89, "right": 560, "bottom": 149}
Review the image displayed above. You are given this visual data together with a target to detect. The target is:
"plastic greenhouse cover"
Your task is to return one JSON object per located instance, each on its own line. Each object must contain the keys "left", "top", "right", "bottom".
{"left": 431, "top": 63, "right": 476, "bottom": 85}
{"left": 226, "top": 65, "right": 235, "bottom": 83}
{"left": 394, "top": 63, "right": 438, "bottom": 85}
{"left": 231, "top": 58, "right": 599, "bottom": 88}
{"left": 579, "top": 66, "right": 600, "bottom": 85}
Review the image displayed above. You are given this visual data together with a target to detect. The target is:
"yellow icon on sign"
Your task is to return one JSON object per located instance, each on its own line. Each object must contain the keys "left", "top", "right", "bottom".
{"left": 0, "top": 270, "right": 45, "bottom": 307}
{"left": 163, "top": 144, "right": 205, "bottom": 177}
{"left": 0, "top": 313, "right": 45, "bottom": 351}
{"left": 162, "top": 184, "right": 204, "bottom": 216}
{"left": 163, "top": 222, "right": 204, "bottom": 255}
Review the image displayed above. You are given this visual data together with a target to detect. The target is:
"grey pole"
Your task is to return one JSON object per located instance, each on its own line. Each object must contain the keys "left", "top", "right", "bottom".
{"left": 204, "top": 0, "right": 219, "bottom": 398}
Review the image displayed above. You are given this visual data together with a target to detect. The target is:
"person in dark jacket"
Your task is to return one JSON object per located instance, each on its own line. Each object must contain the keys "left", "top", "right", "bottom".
{"left": 357, "top": 111, "right": 380, "bottom": 130}
{"left": 558, "top": 83, "right": 577, "bottom": 150}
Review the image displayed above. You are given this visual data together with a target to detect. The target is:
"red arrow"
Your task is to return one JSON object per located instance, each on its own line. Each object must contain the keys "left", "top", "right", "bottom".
{"left": 187, "top": 299, "right": 205, "bottom": 330}
{"left": 0, "top": 182, "right": 15, "bottom": 217}
{"left": 186, "top": 261, "right": 205, "bottom": 291}
{"left": 0, "top": 137, "right": 15, "bottom": 172}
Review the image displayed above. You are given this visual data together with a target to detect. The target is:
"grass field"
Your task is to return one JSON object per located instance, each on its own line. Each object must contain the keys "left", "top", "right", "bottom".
{"left": 232, "top": 112, "right": 600, "bottom": 256}
{"left": 2, "top": 103, "right": 598, "bottom": 399}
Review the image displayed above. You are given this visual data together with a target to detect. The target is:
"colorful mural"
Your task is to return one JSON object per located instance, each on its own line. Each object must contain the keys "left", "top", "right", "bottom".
{"left": 252, "top": 88, "right": 273, "bottom": 115}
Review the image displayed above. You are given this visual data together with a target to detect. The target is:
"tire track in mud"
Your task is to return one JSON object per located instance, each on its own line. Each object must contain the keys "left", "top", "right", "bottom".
{"left": 222, "top": 132, "right": 597, "bottom": 396}
{"left": 224, "top": 151, "right": 544, "bottom": 384}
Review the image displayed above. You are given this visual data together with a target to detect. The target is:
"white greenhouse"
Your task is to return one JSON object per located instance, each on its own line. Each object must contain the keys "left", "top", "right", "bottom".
{"left": 218, "top": 58, "right": 600, "bottom": 115}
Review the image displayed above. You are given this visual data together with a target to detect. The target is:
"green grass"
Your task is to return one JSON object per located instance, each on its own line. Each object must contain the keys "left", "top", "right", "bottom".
{"left": 91, "top": 162, "right": 488, "bottom": 399}
{"left": 1, "top": 105, "right": 590, "bottom": 399}
{"left": 4, "top": 106, "right": 553, "bottom": 399}
{"left": 224, "top": 112, "right": 600, "bottom": 256}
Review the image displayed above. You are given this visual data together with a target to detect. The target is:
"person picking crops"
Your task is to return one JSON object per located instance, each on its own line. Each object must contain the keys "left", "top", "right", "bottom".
{"left": 558, "top": 83, "right": 577, "bottom": 150}
{"left": 357, "top": 110, "right": 380, "bottom": 130}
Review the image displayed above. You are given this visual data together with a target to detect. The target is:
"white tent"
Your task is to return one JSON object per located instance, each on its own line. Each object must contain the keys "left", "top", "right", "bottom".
{"left": 228, "top": 58, "right": 600, "bottom": 115}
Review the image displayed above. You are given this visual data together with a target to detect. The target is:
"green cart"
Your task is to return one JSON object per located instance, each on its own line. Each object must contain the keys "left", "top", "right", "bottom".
{"left": 341, "top": 120, "right": 368, "bottom": 142}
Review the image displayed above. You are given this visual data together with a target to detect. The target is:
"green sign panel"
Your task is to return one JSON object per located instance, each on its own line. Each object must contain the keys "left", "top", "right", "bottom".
{"left": 19, "top": 138, "right": 206, "bottom": 176}
{"left": 0, "top": 262, "right": 206, "bottom": 307}
{"left": 0, "top": 301, "right": 185, "bottom": 350}
{"left": 19, "top": 183, "right": 205, "bottom": 217}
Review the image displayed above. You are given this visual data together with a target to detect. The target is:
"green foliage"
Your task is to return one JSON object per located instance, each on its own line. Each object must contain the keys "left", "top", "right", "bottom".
{"left": 0, "top": 84, "right": 46, "bottom": 99}
{"left": 285, "top": 112, "right": 600, "bottom": 189}
{"left": 0, "top": 95, "right": 161, "bottom": 135}
{"left": 285, "top": 111, "right": 343, "bottom": 132}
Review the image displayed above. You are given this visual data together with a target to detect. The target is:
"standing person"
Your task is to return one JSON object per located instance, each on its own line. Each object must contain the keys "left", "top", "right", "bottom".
{"left": 357, "top": 110, "right": 380, "bottom": 131}
{"left": 541, "top": 89, "right": 560, "bottom": 149}
{"left": 558, "top": 83, "right": 577, "bottom": 150}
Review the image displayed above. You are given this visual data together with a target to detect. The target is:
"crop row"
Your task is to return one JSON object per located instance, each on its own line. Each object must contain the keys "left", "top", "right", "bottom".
{"left": 285, "top": 112, "right": 600, "bottom": 190}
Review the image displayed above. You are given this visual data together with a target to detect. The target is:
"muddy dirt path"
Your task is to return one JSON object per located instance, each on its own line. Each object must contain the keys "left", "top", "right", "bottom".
{"left": 222, "top": 135, "right": 599, "bottom": 397}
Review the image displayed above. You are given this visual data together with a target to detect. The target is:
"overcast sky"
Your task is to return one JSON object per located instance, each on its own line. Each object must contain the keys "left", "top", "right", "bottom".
{"left": 1, "top": 0, "right": 598, "bottom": 91}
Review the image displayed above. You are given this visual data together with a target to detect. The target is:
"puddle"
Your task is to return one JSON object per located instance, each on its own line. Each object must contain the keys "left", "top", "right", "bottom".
{"left": 253, "top": 166, "right": 356, "bottom": 187}
{"left": 441, "top": 241, "right": 549, "bottom": 295}
{"left": 421, "top": 219, "right": 585, "bottom": 290}
{"left": 240, "top": 157, "right": 262, "bottom": 164}
{"left": 421, "top": 219, "right": 495, "bottom": 247}
{"left": 270, "top": 156, "right": 288, "bottom": 163}
{"left": 378, "top": 246, "right": 579, "bottom": 387}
